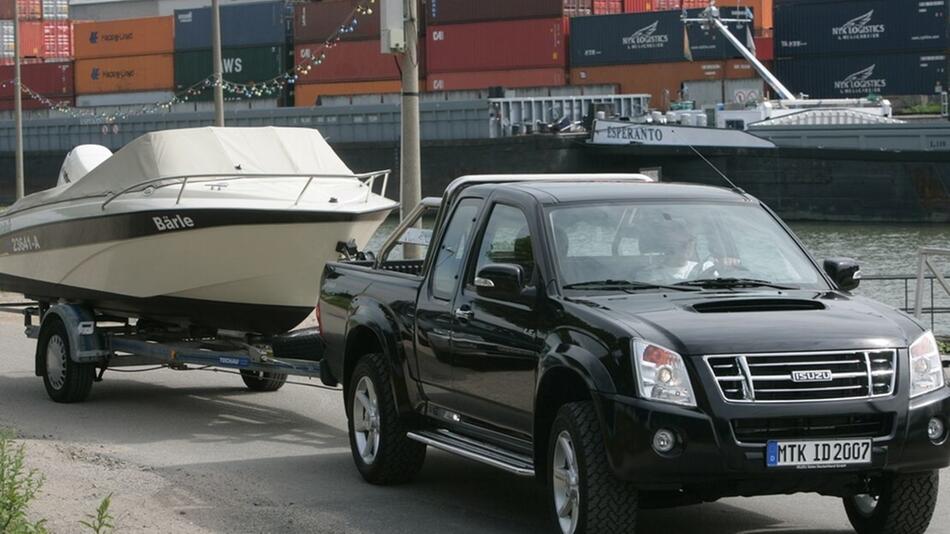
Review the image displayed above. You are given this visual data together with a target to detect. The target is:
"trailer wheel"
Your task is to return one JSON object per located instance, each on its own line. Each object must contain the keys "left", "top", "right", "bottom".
{"left": 347, "top": 353, "right": 426, "bottom": 485}
{"left": 240, "top": 370, "right": 288, "bottom": 392}
{"left": 39, "top": 317, "right": 95, "bottom": 403}
{"left": 843, "top": 471, "right": 939, "bottom": 534}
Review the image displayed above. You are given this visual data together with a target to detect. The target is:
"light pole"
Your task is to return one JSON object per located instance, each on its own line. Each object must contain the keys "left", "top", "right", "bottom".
{"left": 13, "top": 0, "right": 24, "bottom": 199}
{"left": 399, "top": 0, "right": 421, "bottom": 221}
{"left": 211, "top": 0, "right": 225, "bottom": 126}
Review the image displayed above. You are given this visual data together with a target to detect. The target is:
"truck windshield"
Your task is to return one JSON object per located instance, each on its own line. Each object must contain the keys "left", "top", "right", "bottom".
{"left": 548, "top": 201, "right": 827, "bottom": 291}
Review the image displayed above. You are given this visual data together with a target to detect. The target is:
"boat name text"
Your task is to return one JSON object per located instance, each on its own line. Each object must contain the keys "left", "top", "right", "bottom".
{"left": 11, "top": 235, "right": 40, "bottom": 253}
{"left": 153, "top": 215, "right": 195, "bottom": 232}
{"left": 604, "top": 125, "right": 664, "bottom": 143}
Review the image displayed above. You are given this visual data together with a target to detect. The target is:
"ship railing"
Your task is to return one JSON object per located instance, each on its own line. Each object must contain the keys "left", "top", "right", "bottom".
{"left": 100, "top": 169, "right": 392, "bottom": 211}
{"left": 914, "top": 248, "right": 950, "bottom": 327}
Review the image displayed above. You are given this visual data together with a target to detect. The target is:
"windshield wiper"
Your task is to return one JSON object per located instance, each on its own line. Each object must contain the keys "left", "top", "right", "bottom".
{"left": 674, "top": 278, "right": 798, "bottom": 290}
{"left": 563, "top": 280, "right": 700, "bottom": 292}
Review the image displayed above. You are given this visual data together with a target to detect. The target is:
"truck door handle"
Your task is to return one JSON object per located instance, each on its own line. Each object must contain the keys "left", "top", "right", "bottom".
{"left": 454, "top": 307, "right": 474, "bottom": 320}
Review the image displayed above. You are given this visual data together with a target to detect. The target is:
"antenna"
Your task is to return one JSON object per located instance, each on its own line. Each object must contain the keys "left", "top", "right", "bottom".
{"left": 667, "top": 128, "right": 746, "bottom": 195}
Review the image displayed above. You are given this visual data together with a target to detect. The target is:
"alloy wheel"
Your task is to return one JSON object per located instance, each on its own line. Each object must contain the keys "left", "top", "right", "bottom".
{"left": 552, "top": 430, "right": 581, "bottom": 534}
{"left": 352, "top": 376, "right": 381, "bottom": 464}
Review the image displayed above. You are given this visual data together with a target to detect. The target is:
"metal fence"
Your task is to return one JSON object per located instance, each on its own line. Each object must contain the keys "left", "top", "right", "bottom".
{"left": 861, "top": 274, "right": 950, "bottom": 335}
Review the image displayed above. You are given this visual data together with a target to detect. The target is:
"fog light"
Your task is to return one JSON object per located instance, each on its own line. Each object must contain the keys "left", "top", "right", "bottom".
{"left": 928, "top": 418, "right": 946, "bottom": 443}
{"left": 652, "top": 429, "right": 677, "bottom": 454}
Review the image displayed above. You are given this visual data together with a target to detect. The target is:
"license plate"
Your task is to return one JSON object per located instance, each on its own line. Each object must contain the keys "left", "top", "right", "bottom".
{"left": 766, "top": 439, "right": 872, "bottom": 468}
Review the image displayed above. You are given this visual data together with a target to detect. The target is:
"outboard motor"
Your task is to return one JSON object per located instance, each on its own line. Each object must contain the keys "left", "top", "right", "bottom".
{"left": 57, "top": 145, "right": 112, "bottom": 186}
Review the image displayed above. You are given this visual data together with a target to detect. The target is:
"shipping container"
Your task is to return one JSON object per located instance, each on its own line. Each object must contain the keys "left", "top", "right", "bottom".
{"left": 775, "top": 52, "right": 948, "bottom": 98}
{"left": 175, "top": 45, "right": 285, "bottom": 100}
{"left": 570, "top": 59, "right": 758, "bottom": 109}
{"left": 0, "top": 94, "right": 71, "bottom": 110}
{"left": 0, "top": 61, "right": 72, "bottom": 97}
{"left": 294, "top": 79, "right": 403, "bottom": 107}
{"left": 774, "top": 0, "right": 947, "bottom": 58}
{"left": 0, "top": 20, "right": 43, "bottom": 59}
{"left": 41, "top": 0, "right": 67, "bottom": 20}
{"left": 623, "top": 1, "right": 772, "bottom": 31}
{"left": 74, "top": 17, "right": 173, "bottom": 60}
{"left": 76, "top": 90, "right": 175, "bottom": 107}
{"left": 594, "top": 0, "right": 624, "bottom": 14}
{"left": 295, "top": 40, "right": 403, "bottom": 83}
{"left": 570, "top": 9, "right": 755, "bottom": 67}
{"left": 428, "top": 18, "right": 566, "bottom": 73}
{"left": 754, "top": 36, "right": 773, "bottom": 61}
{"left": 682, "top": 77, "right": 765, "bottom": 106}
{"left": 42, "top": 20, "right": 71, "bottom": 59}
{"left": 175, "top": 2, "right": 289, "bottom": 51}
{"left": 0, "top": 0, "right": 42, "bottom": 20}
{"left": 426, "top": 0, "right": 591, "bottom": 25}
{"left": 428, "top": 68, "right": 567, "bottom": 91}
{"left": 294, "top": 0, "right": 381, "bottom": 43}
{"left": 75, "top": 54, "right": 175, "bottom": 94}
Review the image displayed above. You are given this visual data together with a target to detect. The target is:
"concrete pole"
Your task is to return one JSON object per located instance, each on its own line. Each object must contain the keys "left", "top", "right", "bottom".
{"left": 13, "top": 0, "right": 24, "bottom": 199}
{"left": 211, "top": 0, "right": 225, "bottom": 127}
{"left": 399, "top": 0, "right": 421, "bottom": 221}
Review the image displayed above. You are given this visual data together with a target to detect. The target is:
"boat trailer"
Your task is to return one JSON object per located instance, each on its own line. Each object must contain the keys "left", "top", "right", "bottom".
{"left": 4, "top": 301, "right": 330, "bottom": 403}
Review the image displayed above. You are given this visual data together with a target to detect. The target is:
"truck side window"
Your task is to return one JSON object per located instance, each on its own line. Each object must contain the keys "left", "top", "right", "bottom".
{"left": 471, "top": 204, "right": 535, "bottom": 286}
{"left": 431, "top": 198, "right": 481, "bottom": 300}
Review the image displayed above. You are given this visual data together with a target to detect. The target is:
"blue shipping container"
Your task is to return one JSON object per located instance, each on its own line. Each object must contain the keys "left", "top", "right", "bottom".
{"left": 570, "top": 8, "right": 756, "bottom": 68}
{"left": 775, "top": 0, "right": 948, "bottom": 58}
{"left": 775, "top": 52, "right": 947, "bottom": 98}
{"left": 175, "top": 1, "right": 289, "bottom": 51}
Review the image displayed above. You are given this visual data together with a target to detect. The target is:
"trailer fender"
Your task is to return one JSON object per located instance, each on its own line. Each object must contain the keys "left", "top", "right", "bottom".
{"left": 35, "top": 304, "right": 108, "bottom": 376}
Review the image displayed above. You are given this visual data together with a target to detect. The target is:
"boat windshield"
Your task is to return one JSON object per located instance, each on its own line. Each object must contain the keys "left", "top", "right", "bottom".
{"left": 548, "top": 201, "right": 828, "bottom": 291}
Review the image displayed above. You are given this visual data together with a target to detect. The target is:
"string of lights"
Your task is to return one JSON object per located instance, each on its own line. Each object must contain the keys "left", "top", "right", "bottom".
{"left": 5, "top": 0, "right": 377, "bottom": 123}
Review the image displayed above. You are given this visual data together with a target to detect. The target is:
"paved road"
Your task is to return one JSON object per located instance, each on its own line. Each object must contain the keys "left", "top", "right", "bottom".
{"left": 0, "top": 319, "right": 947, "bottom": 534}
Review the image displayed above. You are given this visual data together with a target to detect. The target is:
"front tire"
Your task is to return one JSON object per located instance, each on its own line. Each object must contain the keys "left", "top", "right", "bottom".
{"left": 240, "top": 370, "right": 287, "bottom": 392}
{"left": 843, "top": 471, "right": 939, "bottom": 534}
{"left": 347, "top": 353, "right": 426, "bottom": 485}
{"left": 548, "top": 402, "right": 638, "bottom": 534}
{"left": 39, "top": 317, "right": 95, "bottom": 403}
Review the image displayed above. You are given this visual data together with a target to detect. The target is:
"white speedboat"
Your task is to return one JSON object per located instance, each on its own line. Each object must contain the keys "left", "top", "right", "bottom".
{"left": 0, "top": 126, "right": 396, "bottom": 335}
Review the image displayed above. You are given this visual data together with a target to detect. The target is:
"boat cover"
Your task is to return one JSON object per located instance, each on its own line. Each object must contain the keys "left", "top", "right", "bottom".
{"left": 8, "top": 127, "right": 354, "bottom": 212}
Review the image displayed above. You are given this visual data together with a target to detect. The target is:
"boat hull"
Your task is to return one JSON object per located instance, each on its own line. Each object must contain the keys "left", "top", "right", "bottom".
{"left": 0, "top": 208, "right": 391, "bottom": 334}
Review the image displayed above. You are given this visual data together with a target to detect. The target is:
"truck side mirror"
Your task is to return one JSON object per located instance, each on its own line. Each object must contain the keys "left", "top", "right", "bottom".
{"left": 824, "top": 258, "right": 861, "bottom": 291}
{"left": 474, "top": 264, "right": 524, "bottom": 299}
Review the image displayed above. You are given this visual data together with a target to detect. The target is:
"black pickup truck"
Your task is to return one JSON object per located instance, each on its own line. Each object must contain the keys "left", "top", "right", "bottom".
{"left": 318, "top": 175, "right": 949, "bottom": 534}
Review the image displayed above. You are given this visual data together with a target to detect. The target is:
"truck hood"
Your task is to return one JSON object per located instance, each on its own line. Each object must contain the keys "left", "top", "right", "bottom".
{"left": 579, "top": 290, "right": 923, "bottom": 356}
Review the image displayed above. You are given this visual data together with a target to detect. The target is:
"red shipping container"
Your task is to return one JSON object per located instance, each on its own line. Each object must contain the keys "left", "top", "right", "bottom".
{"left": 294, "top": 0, "right": 382, "bottom": 43}
{"left": 427, "top": 0, "right": 592, "bottom": 24}
{"left": 593, "top": 0, "right": 623, "bottom": 14}
{"left": 0, "top": 61, "right": 72, "bottom": 97}
{"left": 0, "top": 94, "right": 72, "bottom": 110}
{"left": 6, "top": 21, "right": 44, "bottom": 58}
{"left": 427, "top": 18, "right": 566, "bottom": 74}
{"left": 754, "top": 36, "right": 773, "bottom": 61}
{"left": 295, "top": 40, "right": 403, "bottom": 83}
{"left": 0, "top": 0, "right": 42, "bottom": 20}
{"left": 42, "top": 20, "right": 71, "bottom": 59}
{"left": 428, "top": 68, "right": 566, "bottom": 91}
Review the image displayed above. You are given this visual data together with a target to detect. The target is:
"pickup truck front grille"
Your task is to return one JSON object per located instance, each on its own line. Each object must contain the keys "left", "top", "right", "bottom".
{"left": 705, "top": 349, "right": 898, "bottom": 403}
{"left": 732, "top": 413, "right": 894, "bottom": 444}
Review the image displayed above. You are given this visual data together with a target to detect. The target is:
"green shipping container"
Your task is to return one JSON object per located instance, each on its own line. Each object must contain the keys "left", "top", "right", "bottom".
{"left": 174, "top": 45, "right": 286, "bottom": 101}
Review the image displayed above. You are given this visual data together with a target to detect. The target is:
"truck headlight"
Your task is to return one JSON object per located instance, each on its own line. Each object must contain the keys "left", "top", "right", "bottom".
{"left": 910, "top": 331, "right": 945, "bottom": 398}
{"left": 634, "top": 340, "right": 696, "bottom": 407}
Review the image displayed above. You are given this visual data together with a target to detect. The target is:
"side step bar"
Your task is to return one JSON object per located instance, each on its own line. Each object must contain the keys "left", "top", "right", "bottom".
{"left": 407, "top": 429, "right": 535, "bottom": 477}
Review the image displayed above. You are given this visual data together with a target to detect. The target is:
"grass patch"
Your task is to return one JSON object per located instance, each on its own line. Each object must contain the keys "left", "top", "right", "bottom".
{"left": 1, "top": 435, "right": 116, "bottom": 533}
{"left": 939, "top": 339, "right": 950, "bottom": 355}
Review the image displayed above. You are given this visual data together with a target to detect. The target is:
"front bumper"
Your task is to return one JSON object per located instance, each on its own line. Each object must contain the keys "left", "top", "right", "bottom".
{"left": 595, "top": 385, "right": 950, "bottom": 497}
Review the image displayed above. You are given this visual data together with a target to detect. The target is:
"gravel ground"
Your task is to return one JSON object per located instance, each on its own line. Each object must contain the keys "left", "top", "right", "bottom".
{"left": 0, "top": 299, "right": 947, "bottom": 533}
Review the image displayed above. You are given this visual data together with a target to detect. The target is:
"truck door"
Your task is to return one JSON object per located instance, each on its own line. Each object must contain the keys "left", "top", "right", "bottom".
{"left": 414, "top": 197, "right": 484, "bottom": 407}
{"left": 450, "top": 201, "right": 542, "bottom": 436}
